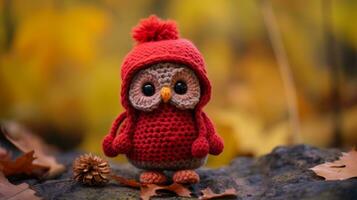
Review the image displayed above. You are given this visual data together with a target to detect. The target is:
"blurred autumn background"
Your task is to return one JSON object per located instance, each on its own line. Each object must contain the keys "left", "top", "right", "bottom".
{"left": 0, "top": 0, "right": 356, "bottom": 167}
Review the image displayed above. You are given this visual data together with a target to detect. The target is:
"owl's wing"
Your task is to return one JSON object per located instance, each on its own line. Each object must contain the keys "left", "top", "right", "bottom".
{"left": 102, "top": 112, "right": 130, "bottom": 157}
{"left": 201, "top": 112, "right": 224, "bottom": 155}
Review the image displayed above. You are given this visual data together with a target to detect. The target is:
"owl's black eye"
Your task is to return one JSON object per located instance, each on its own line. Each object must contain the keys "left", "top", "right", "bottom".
{"left": 142, "top": 83, "right": 155, "bottom": 96}
{"left": 174, "top": 81, "right": 187, "bottom": 95}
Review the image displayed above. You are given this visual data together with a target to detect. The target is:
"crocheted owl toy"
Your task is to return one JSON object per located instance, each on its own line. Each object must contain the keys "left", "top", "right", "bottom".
{"left": 102, "top": 15, "right": 224, "bottom": 185}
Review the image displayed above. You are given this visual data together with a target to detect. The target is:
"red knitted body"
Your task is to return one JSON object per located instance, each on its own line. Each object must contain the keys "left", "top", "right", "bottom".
{"left": 128, "top": 104, "right": 197, "bottom": 164}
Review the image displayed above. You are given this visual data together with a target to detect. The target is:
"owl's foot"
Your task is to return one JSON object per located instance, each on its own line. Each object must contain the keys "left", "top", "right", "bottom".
{"left": 173, "top": 170, "right": 200, "bottom": 184}
{"left": 140, "top": 171, "right": 167, "bottom": 185}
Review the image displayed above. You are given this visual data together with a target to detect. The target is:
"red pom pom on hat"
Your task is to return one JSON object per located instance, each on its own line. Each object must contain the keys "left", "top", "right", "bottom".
{"left": 132, "top": 15, "right": 179, "bottom": 44}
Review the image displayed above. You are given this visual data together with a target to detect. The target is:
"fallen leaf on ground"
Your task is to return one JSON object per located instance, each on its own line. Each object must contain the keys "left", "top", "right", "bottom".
{"left": 310, "top": 148, "right": 357, "bottom": 180}
{"left": 1, "top": 122, "right": 65, "bottom": 178}
{"left": 0, "top": 150, "right": 49, "bottom": 177}
{"left": 141, "top": 183, "right": 191, "bottom": 200}
{"left": 0, "top": 172, "right": 41, "bottom": 200}
{"left": 110, "top": 171, "right": 191, "bottom": 200}
{"left": 110, "top": 174, "right": 141, "bottom": 188}
{"left": 199, "top": 188, "right": 237, "bottom": 200}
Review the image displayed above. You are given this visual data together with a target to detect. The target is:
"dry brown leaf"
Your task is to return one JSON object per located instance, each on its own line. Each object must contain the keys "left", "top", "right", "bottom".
{"left": 0, "top": 172, "right": 41, "bottom": 200}
{"left": 140, "top": 184, "right": 157, "bottom": 200}
{"left": 1, "top": 122, "right": 65, "bottom": 178}
{"left": 110, "top": 172, "right": 191, "bottom": 200}
{"left": 0, "top": 150, "right": 49, "bottom": 177}
{"left": 310, "top": 149, "right": 357, "bottom": 180}
{"left": 199, "top": 188, "right": 237, "bottom": 200}
{"left": 140, "top": 183, "right": 191, "bottom": 200}
{"left": 110, "top": 174, "right": 141, "bottom": 188}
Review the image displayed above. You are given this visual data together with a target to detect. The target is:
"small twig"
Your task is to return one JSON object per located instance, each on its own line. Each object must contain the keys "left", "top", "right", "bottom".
{"left": 110, "top": 174, "right": 141, "bottom": 188}
{"left": 260, "top": 0, "right": 301, "bottom": 144}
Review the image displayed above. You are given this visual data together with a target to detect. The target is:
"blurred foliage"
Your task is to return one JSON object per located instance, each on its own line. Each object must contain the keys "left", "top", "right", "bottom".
{"left": 0, "top": 0, "right": 356, "bottom": 167}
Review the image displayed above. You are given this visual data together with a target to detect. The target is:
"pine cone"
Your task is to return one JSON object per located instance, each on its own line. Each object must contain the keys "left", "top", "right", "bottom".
{"left": 73, "top": 153, "right": 110, "bottom": 186}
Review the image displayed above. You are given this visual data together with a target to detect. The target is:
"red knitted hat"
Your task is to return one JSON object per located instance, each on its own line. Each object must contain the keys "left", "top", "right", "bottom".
{"left": 120, "top": 15, "right": 211, "bottom": 112}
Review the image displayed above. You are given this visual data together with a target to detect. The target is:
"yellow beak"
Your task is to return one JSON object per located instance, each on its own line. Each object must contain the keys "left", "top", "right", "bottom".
{"left": 160, "top": 86, "right": 172, "bottom": 103}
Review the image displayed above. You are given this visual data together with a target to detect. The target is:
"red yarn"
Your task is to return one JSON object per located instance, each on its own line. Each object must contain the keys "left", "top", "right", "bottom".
{"left": 202, "top": 112, "right": 224, "bottom": 155}
{"left": 173, "top": 170, "right": 200, "bottom": 184}
{"left": 102, "top": 112, "right": 127, "bottom": 157}
{"left": 128, "top": 104, "right": 198, "bottom": 163}
{"left": 132, "top": 15, "right": 179, "bottom": 44}
{"left": 140, "top": 171, "right": 167, "bottom": 184}
{"left": 102, "top": 15, "right": 224, "bottom": 169}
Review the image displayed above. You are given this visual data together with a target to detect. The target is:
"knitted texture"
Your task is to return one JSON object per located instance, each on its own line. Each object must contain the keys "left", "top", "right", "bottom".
{"left": 128, "top": 104, "right": 200, "bottom": 165}
{"left": 101, "top": 15, "right": 224, "bottom": 170}
{"left": 202, "top": 112, "right": 224, "bottom": 155}
{"left": 140, "top": 171, "right": 167, "bottom": 185}
{"left": 132, "top": 15, "right": 179, "bottom": 44}
{"left": 129, "top": 63, "right": 201, "bottom": 111}
{"left": 102, "top": 112, "right": 128, "bottom": 157}
{"left": 128, "top": 157, "right": 206, "bottom": 171}
{"left": 173, "top": 170, "right": 200, "bottom": 184}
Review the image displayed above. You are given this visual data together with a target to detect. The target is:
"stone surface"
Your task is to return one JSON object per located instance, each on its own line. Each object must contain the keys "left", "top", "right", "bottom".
{"left": 9, "top": 145, "right": 357, "bottom": 199}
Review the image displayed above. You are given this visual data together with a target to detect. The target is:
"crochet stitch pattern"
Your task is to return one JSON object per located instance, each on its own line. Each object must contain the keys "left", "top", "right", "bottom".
{"left": 128, "top": 103, "right": 204, "bottom": 170}
{"left": 140, "top": 171, "right": 167, "bottom": 185}
{"left": 129, "top": 63, "right": 201, "bottom": 111}
{"left": 102, "top": 15, "right": 224, "bottom": 184}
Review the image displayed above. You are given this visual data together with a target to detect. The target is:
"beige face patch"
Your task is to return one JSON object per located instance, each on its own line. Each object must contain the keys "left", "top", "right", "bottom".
{"left": 128, "top": 63, "right": 201, "bottom": 111}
